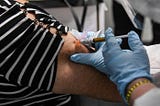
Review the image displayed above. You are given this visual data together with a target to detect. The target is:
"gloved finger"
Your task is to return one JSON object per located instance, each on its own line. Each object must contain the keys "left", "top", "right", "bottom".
{"left": 104, "top": 28, "right": 121, "bottom": 50}
{"left": 128, "top": 31, "right": 144, "bottom": 51}
{"left": 116, "top": 38, "right": 122, "bottom": 45}
{"left": 95, "top": 42, "right": 104, "bottom": 50}
{"left": 95, "top": 36, "right": 122, "bottom": 50}
{"left": 70, "top": 53, "right": 93, "bottom": 65}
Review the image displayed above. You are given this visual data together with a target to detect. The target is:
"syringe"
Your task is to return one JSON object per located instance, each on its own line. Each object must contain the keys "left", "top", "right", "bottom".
{"left": 81, "top": 34, "right": 128, "bottom": 45}
{"left": 93, "top": 34, "right": 128, "bottom": 43}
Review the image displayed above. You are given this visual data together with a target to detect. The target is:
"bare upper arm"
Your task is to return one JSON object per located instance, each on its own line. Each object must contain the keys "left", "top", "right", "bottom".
{"left": 53, "top": 32, "right": 122, "bottom": 102}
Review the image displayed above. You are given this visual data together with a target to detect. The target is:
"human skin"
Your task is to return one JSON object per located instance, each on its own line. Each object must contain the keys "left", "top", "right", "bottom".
{"left": 54, "top": 32, "right": 122, "bottom": 102}
{"left": 127, "top": 78, "right": 156, "bottom": 105}
{"left": 16, "top": 0, "right": 122, "bottom": 102}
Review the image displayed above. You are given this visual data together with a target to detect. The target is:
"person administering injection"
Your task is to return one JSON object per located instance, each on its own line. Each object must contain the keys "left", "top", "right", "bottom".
{"left": 70, "top": 28, "right": 160, "bottom": 106}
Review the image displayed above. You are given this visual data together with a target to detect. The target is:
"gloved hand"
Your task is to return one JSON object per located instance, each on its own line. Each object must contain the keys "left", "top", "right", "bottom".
{"left": 102, "top": 28, "right": 152, "bottom": 102}
{"left": 70, "top": 43, "right": 107, "bottom": 73}
{"left": 70, "top": 28, "right": 122, "bottom": 75}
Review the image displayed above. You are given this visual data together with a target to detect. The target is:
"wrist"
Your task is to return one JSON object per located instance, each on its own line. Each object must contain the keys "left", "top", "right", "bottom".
{"left": 126, "top": 78, "right": 156, "bottom": 105}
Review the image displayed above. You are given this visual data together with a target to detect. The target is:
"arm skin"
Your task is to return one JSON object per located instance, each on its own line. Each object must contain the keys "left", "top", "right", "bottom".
{"left": 127, "top": 78, "right": 156, "bottom": 105}
{"left": 16, "top": 0, "right": 122, "bottom": 102}
{"left": 54, "top": 32, "right": 122, "bottom": 102}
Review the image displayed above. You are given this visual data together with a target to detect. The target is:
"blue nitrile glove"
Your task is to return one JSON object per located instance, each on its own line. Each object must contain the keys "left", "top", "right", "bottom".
{"left": 70, "top": 28, "right": 122, "bottom": 75}
{"left": 70, "top": 29, "right": 106, "bottom": 72}
{"left": 70, "top": 43, "right": 107, "bottom": 73}
{"left": 102, "top": 28, "right": 152, "bottom": 103}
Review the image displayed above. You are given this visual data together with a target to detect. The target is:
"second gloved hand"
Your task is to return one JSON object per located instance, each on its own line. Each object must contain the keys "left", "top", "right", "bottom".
{"left": 102, "top": 28, "right": 152, "bottom": 102}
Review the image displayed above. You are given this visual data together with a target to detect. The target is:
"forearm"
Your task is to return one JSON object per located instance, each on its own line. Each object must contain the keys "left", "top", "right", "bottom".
{"left": 127, "top": 78, "right": 156, "bottom": 105}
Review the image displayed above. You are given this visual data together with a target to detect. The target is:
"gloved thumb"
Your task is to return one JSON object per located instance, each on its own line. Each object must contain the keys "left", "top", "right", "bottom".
{"left": 70, "top": 53, "right": 93, "bottom": 65}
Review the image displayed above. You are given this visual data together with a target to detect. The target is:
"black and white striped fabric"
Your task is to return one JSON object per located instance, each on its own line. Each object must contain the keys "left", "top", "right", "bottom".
{"left": 0, "top": 0, "right": 71, "bottom": 105}
{"left": 19, "top": 1, "right": 69, "bottom": 35}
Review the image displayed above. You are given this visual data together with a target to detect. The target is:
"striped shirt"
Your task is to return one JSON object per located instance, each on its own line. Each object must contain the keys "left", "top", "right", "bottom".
{"left": 0, "top": 0, "right": 71, "bottom": 105}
